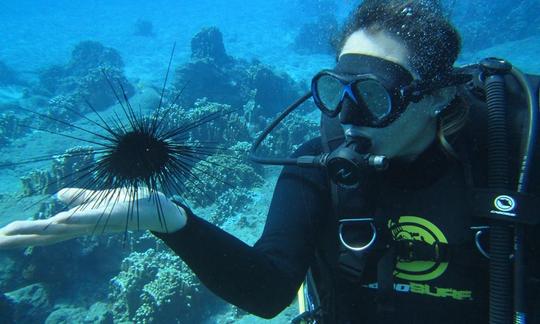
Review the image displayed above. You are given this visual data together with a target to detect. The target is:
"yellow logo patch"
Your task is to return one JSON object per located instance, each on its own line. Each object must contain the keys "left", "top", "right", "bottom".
{"left": 388, "top": 216, "right": 449, "bottom": 281}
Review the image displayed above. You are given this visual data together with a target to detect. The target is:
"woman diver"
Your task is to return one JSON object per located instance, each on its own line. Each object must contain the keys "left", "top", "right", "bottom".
{"left": 1, "top": 0, "right": 539, "bottom": 323}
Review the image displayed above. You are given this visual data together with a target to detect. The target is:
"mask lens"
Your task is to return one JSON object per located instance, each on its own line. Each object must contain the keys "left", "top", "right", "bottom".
{"left": 354, "top": 80, "right": 391, "bottom": 120}
{"left": 316, "top": 75, "right": 344, "bottom": 113}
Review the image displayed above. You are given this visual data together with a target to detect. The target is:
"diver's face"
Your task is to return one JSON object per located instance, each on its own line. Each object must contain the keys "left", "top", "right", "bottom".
{"left": 338, "top": 30, "right": 455, "bottom": 161}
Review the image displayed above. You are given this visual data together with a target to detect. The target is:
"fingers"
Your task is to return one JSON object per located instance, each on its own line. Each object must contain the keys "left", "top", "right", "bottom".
{"left": 0, "top": 232, "right": 82, "bottom": 250}
{"left": 55, "top": 191, "right": 185, "bottom": 232}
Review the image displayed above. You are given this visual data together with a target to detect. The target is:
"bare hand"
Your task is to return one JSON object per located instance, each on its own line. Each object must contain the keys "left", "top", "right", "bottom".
{"left": 0, "top": 188, "right": 187, "bottom": 249}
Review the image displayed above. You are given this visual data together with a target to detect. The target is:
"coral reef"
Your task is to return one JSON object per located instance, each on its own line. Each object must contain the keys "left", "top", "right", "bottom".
{"left": 0, "top": 112, "right": 30, "bottom": 145}
{"left": 155, "top": 98, "right": 251, "bottom": 145}
{"left": 37, "top": 41, "right": 134, "bottom": 112}
{"left": 292, "top": 14, "right": 339, "bottom": 55}
{"left": 41, "top": 94, "right": 78, "bottom": 130}
{"left": 257, "top": 110, "right": 319, "bottom": 159}
{"left": 17, "top": 232, "right": 126, "bottom": 287}
{"left": 184, "top": 140, "right": 264, "bottom": 214}
{"left": 174, "top": 27, "right": 301, "bottom": 117}
{"left": 109, "top": 248, "right": 217, "bottom": 323}
{"left": 133, "top": 19, "right": 155, "bottom": 37}
{"left": 20, "top": 146, "right": 96, "bottom": 196}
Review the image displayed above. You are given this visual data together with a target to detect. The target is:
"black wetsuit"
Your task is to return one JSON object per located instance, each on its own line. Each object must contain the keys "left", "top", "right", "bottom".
{"left": 154, "top": 134, "right": 540, "bottom": 323}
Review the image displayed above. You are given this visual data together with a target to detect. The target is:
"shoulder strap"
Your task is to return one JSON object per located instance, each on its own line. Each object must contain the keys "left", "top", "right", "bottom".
{"left": 320, "top": 114, "right": 344, "bottom": 153}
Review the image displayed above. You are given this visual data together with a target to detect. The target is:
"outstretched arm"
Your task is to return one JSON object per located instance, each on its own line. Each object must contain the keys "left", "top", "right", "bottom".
{"left": 154, "top": 139, "right": 329, "bottom": 318}
{"left": 0, "top": 188, "right": 187, "bottom": 249}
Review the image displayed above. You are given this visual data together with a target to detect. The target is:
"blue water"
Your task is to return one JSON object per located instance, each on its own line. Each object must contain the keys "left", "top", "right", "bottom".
{"left": 0, "top": 0, "right": 539, "bottom": 323}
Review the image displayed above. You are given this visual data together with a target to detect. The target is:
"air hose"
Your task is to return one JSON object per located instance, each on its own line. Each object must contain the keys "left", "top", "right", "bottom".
{"left": 481, "top": 58, "right": 514, "bottom": 324}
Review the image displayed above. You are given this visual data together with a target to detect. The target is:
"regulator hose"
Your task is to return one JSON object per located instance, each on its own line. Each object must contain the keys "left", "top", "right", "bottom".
{"left": 481, "top": 58, "right": 514, "bottom": 324}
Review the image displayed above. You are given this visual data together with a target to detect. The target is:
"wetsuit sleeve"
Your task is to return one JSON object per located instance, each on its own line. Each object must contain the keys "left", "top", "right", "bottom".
{"left": 152, "top": 139, "right": 329, "bottom": 318}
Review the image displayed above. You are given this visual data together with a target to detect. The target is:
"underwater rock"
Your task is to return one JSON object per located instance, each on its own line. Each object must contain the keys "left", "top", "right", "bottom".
{"left": 0, "top": 254, "right": 24, "bottom": 292}
{"left": 37, "top": 41, "right": 134, "bottom": 112}
{"left": 191, "top": 27, "right": 232, "bottom": 65}
{"left": 45, "top": 303, "right": 113, "bottom": 324}
{"left": 174, "top": 59, "right": 249, "bottom": 110}
{"left": 133, "top": 19, "right": 155, "bottom": 37}
{"left": 85, "top": 302, "right": 114, "bottom": 324}
{"left": 292, "top": 14, "right": 339, "bottom": 55}
{"left": 175, "top": 27, "right": 301, "bottom": 117}
{"left": 0, "top": 292, "right": 14, "bottom": 323}
{"left": 109, "top": 248, "right": 216, "bottom": 323}
{"left": 69, "top": 41, "right": 125, "bottom": 75}
{"left": 5, "top": 283, "right": 52, "bottom": 324}
{"left": 249, "top": 64, "right": 302, "bottom": 116}
{"left": 45, "top": 307, "right": 87, "bottom": 324}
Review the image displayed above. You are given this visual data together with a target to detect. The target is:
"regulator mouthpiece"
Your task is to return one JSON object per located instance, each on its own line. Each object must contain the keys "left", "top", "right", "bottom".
{"left": 325, "top": 138, "right": 388, "bottom": 188}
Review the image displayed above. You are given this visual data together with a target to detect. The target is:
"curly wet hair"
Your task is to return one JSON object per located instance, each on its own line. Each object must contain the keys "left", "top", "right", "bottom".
{"left": 337, "top": 0, "right": 461, "bottom": 80}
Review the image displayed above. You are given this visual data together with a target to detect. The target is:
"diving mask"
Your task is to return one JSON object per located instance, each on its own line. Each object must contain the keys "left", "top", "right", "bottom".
{"left": 312, "top": 54, "right": 467, "bottom": 128}
{"left": 249, "top": 54, "right": 471, "bottom": 188}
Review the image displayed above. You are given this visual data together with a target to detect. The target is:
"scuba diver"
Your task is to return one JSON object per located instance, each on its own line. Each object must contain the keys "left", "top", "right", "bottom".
{"left": 0, "top": 0, "right": 539, "bottom": 323}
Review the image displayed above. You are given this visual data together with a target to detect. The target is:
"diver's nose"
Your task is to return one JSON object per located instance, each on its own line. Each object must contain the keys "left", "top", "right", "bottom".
{"left": 339, "top": 96, "right": 363, "bottom": 125}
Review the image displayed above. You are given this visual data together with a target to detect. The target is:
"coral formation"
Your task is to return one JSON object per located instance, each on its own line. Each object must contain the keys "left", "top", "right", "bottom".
{"left": 0, "top": 112, "right": 30, "bottom": 145}
{"left": 109, "top": 248, "right": 216, "bottom": 323}
{"left": 191, "top": 27, "right": 232, "bottom": 65}
{"left": 184, "top": 141, "right": 264, "bottom": 212}
{"left": 41, "top": 94, "right": 78, "bottom": 130}
{"left": 154, "top": 98, "right": 251, "bottom": 145}
{"left": 174, "top": 27, "right": 301, "bottom": 117}
{"left": 20, "top": 146, "right": 95, "bottom": 196}
{"left": 257, "top": 111, "right": 319, "bottom": 159}
{"left": 37, "top": 41, "right": 134, "bottom": 112}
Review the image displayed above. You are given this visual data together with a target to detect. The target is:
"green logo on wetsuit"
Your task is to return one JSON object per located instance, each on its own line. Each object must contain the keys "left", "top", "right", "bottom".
{"left": 388, "top": 216, "right": 449, "bottom": 281}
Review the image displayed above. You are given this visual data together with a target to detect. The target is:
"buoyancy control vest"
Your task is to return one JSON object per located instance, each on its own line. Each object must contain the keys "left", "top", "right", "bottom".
{"left": 308, "top": 61, "right": 540, "bottom": 323}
